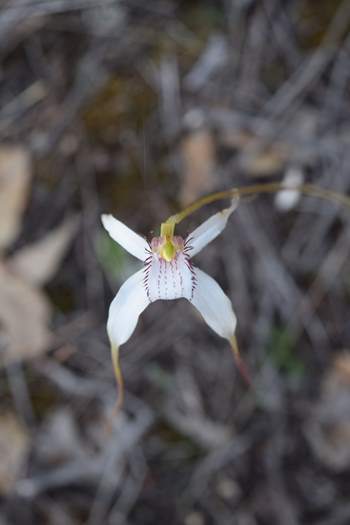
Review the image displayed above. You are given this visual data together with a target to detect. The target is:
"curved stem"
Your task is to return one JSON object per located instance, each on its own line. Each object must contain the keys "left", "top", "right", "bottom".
{"left": 166, "top": 183, "right": 350, "bottom": 225}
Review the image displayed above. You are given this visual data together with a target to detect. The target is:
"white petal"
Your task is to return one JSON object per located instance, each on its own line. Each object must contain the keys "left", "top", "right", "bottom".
{"left": 186, "top": 199, "right": 238, "bottom": 258}
{"left": 190, "top": 268, "right": 236, "bottom": 340}
{"left": 101, "top": 214, "right": 149, "bottom": 261}
{"left": 107, "top": 269, "right": 149, "bottom": 346}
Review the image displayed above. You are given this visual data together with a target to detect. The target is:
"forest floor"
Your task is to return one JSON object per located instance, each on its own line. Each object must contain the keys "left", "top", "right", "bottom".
{"left": 1, "top": 1, "right": 350, "bottom": 524}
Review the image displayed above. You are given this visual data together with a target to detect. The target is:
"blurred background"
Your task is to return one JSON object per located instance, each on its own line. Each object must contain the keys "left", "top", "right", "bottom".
{"left": 1, "top": 0, "right": 350, "bottom": 524}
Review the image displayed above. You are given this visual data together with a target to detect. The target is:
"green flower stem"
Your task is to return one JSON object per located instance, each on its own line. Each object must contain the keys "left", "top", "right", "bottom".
{"left": 165, "top": 183, "right": 350, "bottom": 226}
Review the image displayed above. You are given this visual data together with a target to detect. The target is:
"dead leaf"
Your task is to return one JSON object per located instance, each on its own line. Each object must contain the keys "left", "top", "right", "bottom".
{"left": 0, "top": 262, "right": 51, "bottom": 364}
{"left": 0, "top": 412, "right": 29, "bottom": 494}
{"left": 8, "top": 216, "right": 78, "bottom": 286}
{"left": 239, "top": 142, "right": 290, "bottom": 177}
{"left": 0, "top": 146, "right": 31, "bottom": 251}
{"left": 0, "top": 216, "right": 77, "bottom": 364}
{"left": 180, "top": 129, "right": 216, "bottom": 206}
{"left": 219, "top": 128, "right": 254, "bottom": 150}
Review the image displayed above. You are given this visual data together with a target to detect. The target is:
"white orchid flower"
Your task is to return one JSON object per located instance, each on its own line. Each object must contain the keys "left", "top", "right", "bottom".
{"left": 102, "top": 198, "right": 246, "bottom": 409}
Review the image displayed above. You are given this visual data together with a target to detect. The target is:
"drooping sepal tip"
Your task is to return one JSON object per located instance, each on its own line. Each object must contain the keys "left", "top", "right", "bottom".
{"left": 230, "top": 336, "right": 251, "bottom": 386}
{"left": 111, "top": 343, "right": 125, "bottom": 414}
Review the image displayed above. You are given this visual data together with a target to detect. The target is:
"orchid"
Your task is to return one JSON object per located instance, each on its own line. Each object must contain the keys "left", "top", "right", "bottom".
{"left": 101, "top": 181, "right": 350, "bottom": 411}
{"left": 102, "top": 198, "right": 246, "bottom": 409}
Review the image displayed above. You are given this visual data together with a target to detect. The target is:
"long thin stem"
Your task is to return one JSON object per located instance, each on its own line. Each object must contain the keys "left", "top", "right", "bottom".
{"left": 166, "top": 183, "right": 350, "bottom": 225}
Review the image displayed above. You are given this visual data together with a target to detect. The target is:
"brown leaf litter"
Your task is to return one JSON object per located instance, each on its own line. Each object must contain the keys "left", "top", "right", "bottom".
{"left": 0, "top": 146, "right": 77, "bottom": 364}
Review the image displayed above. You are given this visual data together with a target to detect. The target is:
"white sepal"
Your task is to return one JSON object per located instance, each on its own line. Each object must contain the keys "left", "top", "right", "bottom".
{"left": 186, "top": 198, "right": 238, "bottom": 258}
{"left": 190, "top": 268, "right": 236, "bottom": 340}
{"left": 101, "top": 214, "right": 149, "bottom": 261}
{"left": 107, "top": 269, "right": 149, "bottom": 347}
